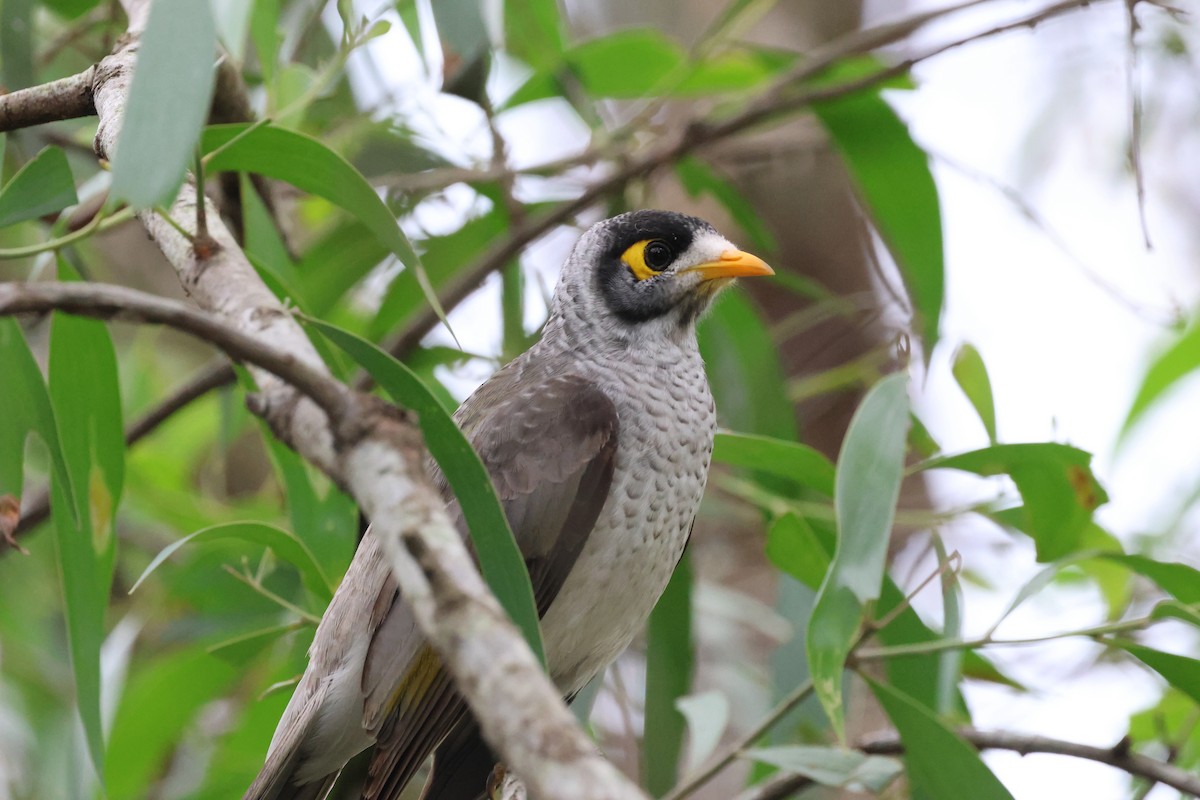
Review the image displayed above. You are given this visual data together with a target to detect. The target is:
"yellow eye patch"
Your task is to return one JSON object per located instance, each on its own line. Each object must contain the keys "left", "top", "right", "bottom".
{"left": 621, "top": 240, "right": 664, "bottom": 281}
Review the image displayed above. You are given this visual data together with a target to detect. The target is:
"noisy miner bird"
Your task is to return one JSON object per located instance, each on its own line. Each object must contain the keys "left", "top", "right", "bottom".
{"left": 245, "top": 210, "right": 774, "bottom": 800}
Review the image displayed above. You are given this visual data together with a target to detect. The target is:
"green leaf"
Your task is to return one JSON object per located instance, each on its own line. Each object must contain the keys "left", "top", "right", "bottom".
{"left": 298, "top": 220, "right": 388, "bottom": 317}
{"left": 260, "top": 431, "right": 357, "bottom": 581}
{"left": 644, "top": 556, "right": 694, "bottom": 795}
{"left": 698, "top": 291, "right": 796, "bottom": 439}
{"left": 868, "top": 678, "right": 1015, "bottom": 800}
{"left": 713, "top": 430, "right": 835, "bottom": 497}
{"left": 923, "top": 443, "right": 1107, "bottom": 561}
{"left": 766, "top": 512, "right": 830, "bottom": 589}
{"left": 0, "top": 319, "right": 76, "bottom": 508}
{"left": 1101, "top": 554, "right": 1200, "bottom": 605}
{"left": 1116, "top": 643, "right": 1200, "bottom": 706}
{"left": 951, "top": 343, "right": 997, "bottom": 443}
{"left": 504, "top": 0, "right": 565, "bottom": 71}
{"left": 211, "top": 0, "right": 255, "bottom": 63}
{"left": 307, "top": 319, "right": 546, "bottom": 666}
{"left": 568, "top": 29, "right": 686, "bottom": 98}
{"left": 40, "top": 0, "right": 101, "bottom": 20}
{"left": 202, "top": 124, "right": 447, "bottom": 334}
{"left": 105, "top": 646, "right": 239, "bottom": 798}
{"left": 808, "top": 373, "right": 908, "bottom": 738}
{"left": 131, "top": 521, "right": 333, "bottom": 601}
{"left": 744, "top": 745, "right": 902, "bottom": 793}
{"left": 676, "top": 689, "right": 730, "bottom": 774}
{"left": 0, "top": 0, "right": 33, "bottom": 90}
{"left": 0, "top": 147, "right": 78, "bottom": 229}
{"left": 47, "top": 271, "right": 124, "bottom": 783}
{"left": 811, "top": 59, "right": 943, "bottom": 353}
{"left": 249, "top": 0, "right": 281, "bottom": 84}
{"left": 676, "top": 156, "right": 777, "bottom": 252}
{"left": 1121, "top": 319, "right": 1200, "bottom": 444}
{"left": 110, "top": 0, "right": 217, "bottom": 207}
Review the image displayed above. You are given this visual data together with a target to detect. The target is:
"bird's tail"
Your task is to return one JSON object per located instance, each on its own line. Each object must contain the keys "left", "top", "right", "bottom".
{"left": 244, "top": 685, "right": 340, "bottom": 800}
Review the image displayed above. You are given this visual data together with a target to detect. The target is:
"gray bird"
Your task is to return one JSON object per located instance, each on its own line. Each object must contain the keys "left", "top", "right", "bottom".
{"left": 245, "top": 210, "right": 774, "bottom": 800}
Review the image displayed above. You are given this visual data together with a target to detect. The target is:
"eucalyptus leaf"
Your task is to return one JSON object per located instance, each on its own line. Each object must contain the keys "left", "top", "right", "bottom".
{"left": 745, "top": 745, "right": 903, "bottom": 793}
{"left": 869, "top": 678, "right": 1015, "bottom": 800}
{"left": 0, "top": 147, "right": 78, "bottom": 229}
{"left": 645, "top": 558, "right": 694, "bottom": 794}
{"left": 808, "top": 373, "right": 908, "bottom": 738}
{"left": 131, "top": 521, "right": 333, "bottom": 602}
{"left": 922, "top": 443, "right": 1107, "bottom": 561}
{"left": 951, "top": 343, "right": 997, "bottom": 443}
{"left": 811, "top": 58, "right": 943, "bottom": 354}
{"left": 47, "top": 265, "right": 124, "bottom": 782}
{"left": 713, "top": 430, "right": 835, "bottom": 497}
{"left": 1121, "top": 318, "right": 1200, "bottom": 444}
{"left": 110, "top": 0, "right": 217, "bottom": 207}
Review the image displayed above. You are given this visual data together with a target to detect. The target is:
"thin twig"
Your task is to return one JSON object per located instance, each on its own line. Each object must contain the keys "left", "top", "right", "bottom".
{"left": 860, "top": 728, "right": 1200, "bottom": 797}
{"left": 1126, "top": 0, "right": 1153, "bottom": 249}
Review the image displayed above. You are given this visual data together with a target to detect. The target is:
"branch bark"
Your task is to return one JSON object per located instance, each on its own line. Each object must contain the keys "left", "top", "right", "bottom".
{"left": 0, "top": 68, "right": 96, "bottom": 132}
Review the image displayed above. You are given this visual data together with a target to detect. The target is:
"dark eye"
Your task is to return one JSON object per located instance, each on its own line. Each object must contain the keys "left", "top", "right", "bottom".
{"left": 644, "top": 240, "right": 673, "bottom": 270}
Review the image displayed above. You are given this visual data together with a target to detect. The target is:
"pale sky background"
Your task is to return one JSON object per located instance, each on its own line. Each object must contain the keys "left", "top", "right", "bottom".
{"left": 336, "top": 1, "right": 1200, "bottom": 797}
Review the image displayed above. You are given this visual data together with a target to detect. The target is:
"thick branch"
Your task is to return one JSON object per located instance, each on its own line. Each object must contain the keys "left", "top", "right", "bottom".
{"left": 0, "top": 68, "right": 96, "bottom": 132}
{"left": 0, "top": 282, "right": 347, "bottom": 418}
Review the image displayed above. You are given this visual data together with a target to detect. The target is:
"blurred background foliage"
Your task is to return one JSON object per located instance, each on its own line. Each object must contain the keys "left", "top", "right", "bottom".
{"left": 2, "top": 0, "right": 1200, "bottom": 798}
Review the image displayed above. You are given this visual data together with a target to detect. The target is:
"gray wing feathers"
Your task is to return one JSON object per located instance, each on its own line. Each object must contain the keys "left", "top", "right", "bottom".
{"left": 360, "top": 370, "right": 619, "bottom": 799}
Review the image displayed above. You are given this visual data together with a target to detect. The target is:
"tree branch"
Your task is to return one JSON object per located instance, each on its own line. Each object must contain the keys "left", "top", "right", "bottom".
{"left": 732, "top": 727, "right": 1200, "bottom": 800}
{"left": 860, "top": 728, "right": 1200, "bottom": 798}
{"left": 0, "top": 68, "right": 97, "bottom": 132}
{"left": 382, "top": 0, "right": 1108, "bottom": 359}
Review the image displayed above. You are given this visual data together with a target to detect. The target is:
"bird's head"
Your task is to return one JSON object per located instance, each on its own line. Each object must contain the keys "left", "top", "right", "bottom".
{"left": 550, "top": 210, "right": 774, "bottom": 346}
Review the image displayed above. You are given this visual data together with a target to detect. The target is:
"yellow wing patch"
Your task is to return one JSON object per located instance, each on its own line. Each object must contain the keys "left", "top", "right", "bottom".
{"left": 621, "top": 240, "right": 662, "bottom": 281}
{"left": 390, "top": 644, "right": 443, "bottom": 714}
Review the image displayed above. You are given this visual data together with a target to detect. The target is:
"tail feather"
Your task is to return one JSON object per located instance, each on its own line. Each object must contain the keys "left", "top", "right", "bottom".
{"left": 244, "top": 685, "right": 340, "bottom": 800}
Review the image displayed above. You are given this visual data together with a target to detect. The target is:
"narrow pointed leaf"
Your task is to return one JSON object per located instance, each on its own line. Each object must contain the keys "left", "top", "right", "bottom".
{"left": 131, "top": 521, "right": 333, "bottom": 602}
{"left": 201, "top": 124, "right": 450, "bottom": 336}
{"left": 110, "top": 0, "right": 217, "bottom": 207}
{"left": 745, "top": 745, "right": 902, "bottom": 793}
{"left": 1121, "top": 320, "right": 1200, "bottom": 443}
{"left": 922, "top": 443, "right": 1107, "bottom": 561}
{"left": 0, "top": 319, "right": 76, "bottom": 509}
{"left": 808, "top": 373, "right": 908, "bottom": 738}
{"left": 811, "top": 59, "right": 943, "bottom": 353}
{"left": 713, "top": 430, "right": 835, "bottom": 496}
{"left": 868, "top": 678, "right": 1014, "bottom": 800}
{"left": 48, "top": 284, "right": 125, "bottom": 783}
{"left": 0, "top": 147, "right": 78, "bottom": 228}
{"left": 644, "top": 557, "right": 694, "bottom": 794}
{"left": 951, "top": 343, "right": 997, "bottom": 443}
{"left": 1115, "top": 643, "right": 1200, "bottom": 706}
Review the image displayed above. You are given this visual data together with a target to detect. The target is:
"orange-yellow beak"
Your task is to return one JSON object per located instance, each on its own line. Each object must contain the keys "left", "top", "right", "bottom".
{"left": 684, "top": 249, "right": 774, "bottom": 281}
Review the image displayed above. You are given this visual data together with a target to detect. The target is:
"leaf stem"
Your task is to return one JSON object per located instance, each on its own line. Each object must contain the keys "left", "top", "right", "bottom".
{"left": 853, "top": 615, "right": 1159, "bottom": 662}
{"left": 0, "top": 207, "right": 134, "bottom": 259}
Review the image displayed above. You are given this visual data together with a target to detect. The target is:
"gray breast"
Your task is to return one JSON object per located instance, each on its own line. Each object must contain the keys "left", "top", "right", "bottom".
{"left": 539, "top": 343, "right": 716, "bottom": 692}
